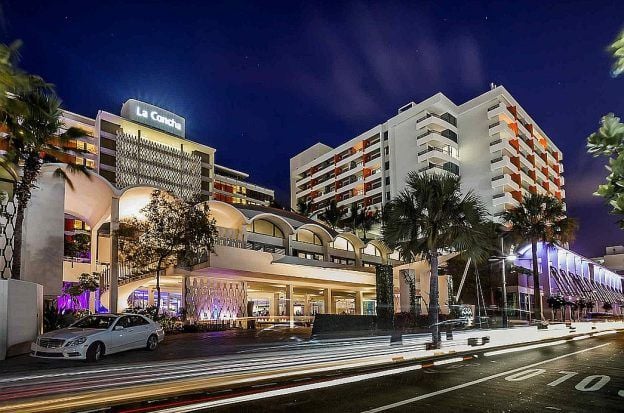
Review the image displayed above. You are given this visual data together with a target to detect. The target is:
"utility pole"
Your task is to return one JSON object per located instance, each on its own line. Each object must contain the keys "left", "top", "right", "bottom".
{"left": 501, "top": 237, "right": 509, "bottom": 329}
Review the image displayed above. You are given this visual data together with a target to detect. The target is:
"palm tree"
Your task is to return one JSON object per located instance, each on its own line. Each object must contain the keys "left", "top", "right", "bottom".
{"left": 319, "top": 199, "right": 342, "bottom": 230}
{"left": 383, "top": 172, "right": 490, "bottom": 347}
{"left": 2, "top": 87, "right": 89, "bottom": 279}
{"left": 502, "top": 193, "right": 577, "bottom": 323}
{"left": 296, "top": 198, "right": 312, "bottom": 216}
{"left": 358, "top": 207, "right": 380, "bottom": 242}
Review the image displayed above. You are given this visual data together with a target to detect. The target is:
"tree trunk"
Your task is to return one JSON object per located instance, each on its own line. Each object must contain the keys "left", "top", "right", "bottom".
{"left": 429, "top": 252, "right": 440, "bottom": 347}
{"left": 531, "top": 240, "right": 543, "bottom": 322}
{"left": 11, "top": 204, "right": 25, "bottom": 280}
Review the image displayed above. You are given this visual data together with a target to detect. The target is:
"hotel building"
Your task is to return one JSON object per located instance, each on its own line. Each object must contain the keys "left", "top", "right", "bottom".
{"left": 50, "top": 99, "right": 274, "bottom": 206}
{"left": 290, "top": 85, "right": 565, "bottom": 219}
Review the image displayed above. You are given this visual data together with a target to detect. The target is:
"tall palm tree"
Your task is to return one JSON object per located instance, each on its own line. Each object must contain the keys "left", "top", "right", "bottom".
{"left": 2, "top": 87, "right": 89, "bottom": 279}
{"left": 358, "top": 207, "right": 380, "bottom": 242}
{"left": 383, "top": 172, "right": 490, "bottom": 347}
{"left": 502, "top": 193, "right": 577, "bottom": 323}
{"left": 319, "top": 199, "right": 342, "bottom": 230}
{"left": 296, "top": 198, "right": 312, "bottom": 217}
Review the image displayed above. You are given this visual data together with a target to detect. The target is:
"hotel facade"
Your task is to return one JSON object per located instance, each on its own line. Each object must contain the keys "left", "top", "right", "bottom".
{"left": 2, "top": 99, "right": 449, "bottom": 326}
{"left": 290, "top": 85, "right": 565, "bottom": 219}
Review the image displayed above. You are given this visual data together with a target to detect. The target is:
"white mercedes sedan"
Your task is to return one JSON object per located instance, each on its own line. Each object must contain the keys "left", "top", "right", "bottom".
{"left": 31, "top": 314, "right": 165, "bottom": 361}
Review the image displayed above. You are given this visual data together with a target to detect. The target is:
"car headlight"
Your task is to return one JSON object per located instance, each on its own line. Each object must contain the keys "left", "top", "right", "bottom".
{"left": 65, "top": 336, "right": 87, "bottom": 347}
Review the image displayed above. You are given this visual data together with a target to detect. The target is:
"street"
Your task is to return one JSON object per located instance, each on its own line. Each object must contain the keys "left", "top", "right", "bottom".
{"left": 176, "top": 332, "right": 624, "bottom": 412}
{"left": 0, "top": 324, "right": 621, "bottom": 412}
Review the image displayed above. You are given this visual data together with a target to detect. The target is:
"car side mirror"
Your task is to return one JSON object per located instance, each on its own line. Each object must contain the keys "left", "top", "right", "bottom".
{"left": 114, "top": 325, "right": 124, "bottom": 331}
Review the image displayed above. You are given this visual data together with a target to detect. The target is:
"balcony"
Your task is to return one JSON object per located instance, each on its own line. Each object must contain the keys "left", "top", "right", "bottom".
{"left": 535, "top": 168, "right": 548, "bottom": 183}
{"left": 491, "top": 174, "right": 520, "bottom": 192}
{"left": 517, "top": 121, "right": 531, "bottom": 138}
{"left": 517, "top": 134, "right": 533, "bottom": 154}
{"left": 417, "top": 129, "right": 458, "bottom": 146}
{"left": 489, "top": 136, "right": 517, "bottom": 157}
{"left": 311, "top": 162, "right": 335, "bottom": 180}
{"left": 519, "top": 168, "right": 532, "bottom": 184}
{"left": 519, "top": 153, "right": 533, "bottom": 170}
{"left": 337, "top": 192, "right": 365, "bottom": 207}
{"left": 419, "top": 162, "right": 459, "bottom": 176}
{"left": 416, "top": 113, "right": 458, "bottom": 133}
{"left": 417, "top": 146, "right": 456, "bottom": 164}
{"left": 487, "top": 103, "right": 515, "bottom": 123}
{"left": 364, "top": 169, "right": 382, "bottom": 182}
{"left": 488, "top": 121, "right": 516, "bottom": 140}
{"left": 335, "top": 150, "right": 363, "bottom": 169}
{"left": 490, "top": 155, "right": 518, "bottom": 174}
{"left": 492, "top": 192, "right": 519, "bottom": 208}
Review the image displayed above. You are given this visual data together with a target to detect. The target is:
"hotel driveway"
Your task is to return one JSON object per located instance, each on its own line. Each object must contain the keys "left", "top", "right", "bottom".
{"left": 0, "top": 326, "right": 312, "bottom": 375}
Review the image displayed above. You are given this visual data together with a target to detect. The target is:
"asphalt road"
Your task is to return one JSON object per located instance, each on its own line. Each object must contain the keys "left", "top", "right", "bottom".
{"left": 202, "top": 333, "right": 624, "bottom": 413}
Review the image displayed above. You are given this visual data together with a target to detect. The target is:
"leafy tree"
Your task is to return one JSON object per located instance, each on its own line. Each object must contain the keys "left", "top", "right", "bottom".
{"left": 587, "top": 113, "right": 624, "bottom": 226}
{"left": 502, "top": 194, "right": 577, "bottom": 322}
{"left": 64, "top": 233, "right": 91, "bottom": 259}
{"left": 609, "top": 29, "right": 624, "bottom": 78}
{"left": 318, "top": 199, "right": 342, "bottom": 230}
{"left": 64, "top": 272, "right": 99, "bottom": 308}
{"left": 382, "top": 172, "right": 490, "bottom": 347}
{"left": 118, "top": 190, "right": 217, "bottom": 316}
{"left": 586, "top": 30, "right": 624, "bottom": 225}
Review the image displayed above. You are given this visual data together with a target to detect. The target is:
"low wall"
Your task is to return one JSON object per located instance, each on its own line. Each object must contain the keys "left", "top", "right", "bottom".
{"left": 311, "top": 314, "right": 377, "bottom": 335}
{"left": 0, "top": 279, "right": 43, "bottom": 360}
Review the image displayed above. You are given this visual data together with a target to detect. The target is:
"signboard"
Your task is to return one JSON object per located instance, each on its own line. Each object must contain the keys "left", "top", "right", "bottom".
{"left": 121, "top": 99, "right": 186, "bottom": 138}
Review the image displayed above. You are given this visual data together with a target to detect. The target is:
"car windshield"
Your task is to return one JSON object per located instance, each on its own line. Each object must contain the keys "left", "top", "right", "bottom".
{"left": 71, "top": 315, "right": 118, "bottom": 329}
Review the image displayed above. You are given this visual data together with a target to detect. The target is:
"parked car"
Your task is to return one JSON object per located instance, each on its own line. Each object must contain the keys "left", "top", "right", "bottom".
{"left": 31, "top": 313, "right": 165, "bottom": 362}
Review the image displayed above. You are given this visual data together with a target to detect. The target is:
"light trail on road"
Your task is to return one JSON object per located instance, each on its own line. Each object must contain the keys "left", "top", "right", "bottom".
{"left": 0, "top": 323, "right": 620, "bottom": 412}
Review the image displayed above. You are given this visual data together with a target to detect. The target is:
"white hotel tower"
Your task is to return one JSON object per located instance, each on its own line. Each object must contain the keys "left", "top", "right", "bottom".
{"left": 290, "top": 85, "right": 565, "bottom": 218}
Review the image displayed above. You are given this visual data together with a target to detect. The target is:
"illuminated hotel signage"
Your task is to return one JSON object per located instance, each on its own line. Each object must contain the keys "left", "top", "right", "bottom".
{"left": 121, "top": 99, "right": 186, "bottom": 138}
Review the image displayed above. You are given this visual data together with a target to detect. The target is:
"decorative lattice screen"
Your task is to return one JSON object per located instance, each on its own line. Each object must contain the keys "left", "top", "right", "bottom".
{"left": 186, "top": 277, "right": 247, "bottom": 320}
{"left": 116, "top": 132, "right": 202, "bottom": 200}
{"left": 0, "top": 193, "right": 17, "bottom": 279}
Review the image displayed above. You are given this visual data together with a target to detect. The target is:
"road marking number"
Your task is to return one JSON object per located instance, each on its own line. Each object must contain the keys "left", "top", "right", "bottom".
{"left": 504, "top": 368, "right": 546, "bottom": 381}
{"left": 575, "top": 375, "right": 610, "bottom": 392}
{"left": 547, "top": 371, "right": 578, "bottom": 387}
{"left": 507, "top": 370, "right": 614, "bottom": 393}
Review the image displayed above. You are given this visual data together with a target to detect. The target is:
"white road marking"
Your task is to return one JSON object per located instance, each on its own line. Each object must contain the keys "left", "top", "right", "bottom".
{"left": 504, "top": 368, "right": 546, "bottom": 382}
{"left": 547, "top": 371, "right": 578, "bottom": 387}
{"left": 362, "top": 343, "right": 610, "bottom": 413}
{"left": 574, "top": 375, "right": 610, "bottom": 392}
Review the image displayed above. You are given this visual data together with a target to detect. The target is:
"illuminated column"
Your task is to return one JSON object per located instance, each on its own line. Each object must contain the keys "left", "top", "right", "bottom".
{"left": 355, "top": 291, "right": 364, "bottom": 315}
{"left": 273, "top": 292, "right": 281, "bottom": 317}
{"left": 109, "top": 196, "right": 120, "bottom": 313}
{"left": 324, "top": 288, "right": 333, "bottom": 314}
{"left": 148, "top": 288, "right": 155, "bottom": 306}
{"left": 286, "top": 284, "right": 294, "bottom": 328}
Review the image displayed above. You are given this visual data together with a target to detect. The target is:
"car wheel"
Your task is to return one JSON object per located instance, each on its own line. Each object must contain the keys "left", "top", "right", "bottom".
{"left": 146, "top": 334, "right": 158, "bottom": 351}
{"left": 86, "top": 342, "right": 104, "bottom": 362}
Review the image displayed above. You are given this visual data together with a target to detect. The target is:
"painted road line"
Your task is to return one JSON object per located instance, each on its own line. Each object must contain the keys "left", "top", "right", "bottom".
{"left": 152, "top": 364, "right": 425, "bottom": 412}
{"left": 362, "top": 342, "right": 611, "bottom": 413}
{"left": 483, "top": 340, "right": 567, "bottom": 357}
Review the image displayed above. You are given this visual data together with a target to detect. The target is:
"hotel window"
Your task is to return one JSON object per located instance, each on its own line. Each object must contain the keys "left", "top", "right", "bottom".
{"left": 251, "top": 219, "right": 285, "bottom": 238}
{"left": 295, "top": 229, "right": 323, "bottom": 245}
{"left": 330, "top": 236, "right": 355, "bottom": 252}
{"left": 385, "top": 161, "right": 390, "bottom": 170}
{"left": 331, "top": 256, "right": 355, "bottom": 265}
{"left": 362, "top": 244, "right": 382, "bottom": 256}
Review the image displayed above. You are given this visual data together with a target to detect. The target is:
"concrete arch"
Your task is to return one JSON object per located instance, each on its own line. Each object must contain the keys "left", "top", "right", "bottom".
{"left": 332, "top": 232, "right": 365, "bottom": 252}
{"left": 207, "top": 200, "right": 248, "bottom": 230}
{"left": 249, "top": 213, "right": 295, "bottom": 238}
{"left": 364, "top": 239, "right": 392, "bottom": 257}
{"left": 118, "top": 185, "right": 161, "bottom": 220}
{"left": 48, "top": 164, "right": 117, "bottom": 228}
{"left": 296, "top": 223, "right": 333, "bottom": 245}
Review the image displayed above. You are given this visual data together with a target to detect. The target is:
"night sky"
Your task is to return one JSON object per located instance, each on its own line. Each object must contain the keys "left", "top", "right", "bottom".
{"left": 2, "top": 1, "right": 623, "bottom": 257}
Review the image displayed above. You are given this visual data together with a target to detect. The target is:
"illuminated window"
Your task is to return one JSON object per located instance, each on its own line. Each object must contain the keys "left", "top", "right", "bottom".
{"left": 331, "top": 236, "right": 355, "bottom": 251}
{"left": 362, "top": 244, "right": 381, "bottom": 256}
{"left": 251, "top": 219, "right": 285, "bottom": 238}
{"left": 295, "top": 229, "right": 322, "bottom": 245}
